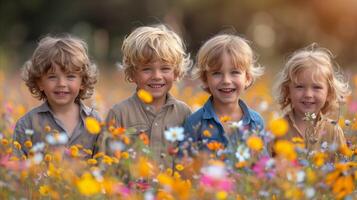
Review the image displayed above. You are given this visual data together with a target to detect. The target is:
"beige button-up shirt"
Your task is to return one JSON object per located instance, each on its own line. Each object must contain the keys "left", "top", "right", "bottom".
{"left": 105, "top": 93, "right": 191, "bottom": 163}
{"left": 13, "top": 101, "right": 102, "bottom": 158}
{"left": 283, "top": 111, "right": 346, "bottom": 152}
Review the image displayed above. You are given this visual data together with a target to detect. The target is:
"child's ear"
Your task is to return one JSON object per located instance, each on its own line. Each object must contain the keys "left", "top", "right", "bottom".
{"left": 36, "top": 79, "right": 44, "bottom": 91}
{"left": 244, "top": 73, "right": 253, "bottom": 89}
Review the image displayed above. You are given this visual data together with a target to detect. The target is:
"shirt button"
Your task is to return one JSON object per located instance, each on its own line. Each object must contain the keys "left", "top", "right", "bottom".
{"left": 146, "top": 107, "right": 150, "bottom": 111}
{"left": 154, "top": 123, "right": 158, "bottom": 126}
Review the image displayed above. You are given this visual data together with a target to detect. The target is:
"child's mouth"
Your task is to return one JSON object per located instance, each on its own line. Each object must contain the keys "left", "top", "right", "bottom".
{"left": 301, "top": 101, "right": 315, "bottom": 106}
{"left": 54, "top": 91, "right": 69, "bottom": 96}
{"left": 148, "top": 84, "right": 165, "bottom": 88}
{"left": 218, "top": 88, "right": 235, "bottom": 93}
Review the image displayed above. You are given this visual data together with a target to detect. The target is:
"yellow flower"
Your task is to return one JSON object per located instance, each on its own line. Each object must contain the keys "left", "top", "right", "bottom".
{"left": 44, "top": 125, "right": 51, "bottom": 133}
{"left": 85, "top": 117, "right": 101, "bottom": 134}
{"left": 157, "top": 190, "right": 174, "bottom": 200}
{"left": 70, "top": 146, "right": 79, "bottom": 157}
{"left": 13, "top": 141, "right": 21, "bottom": 150}
{"left": 39, "top": 185, "right": 51, "bottom": 196}
{"left": 1, "top": 138, "right": 9, "bottom": 146}
{"left": 87, "top": 159, "right": 98, "bottom": 165}
{"left": 157, "top": 173, "right": 173, "bottom": 187}
{"left": 102, "top": 155, "right": 113, "bottom": 165}
{"left": 134, "top": 157, "right": 153, "bottom": 178}
{"left": 203, "top": 130, "right": 212, "bottom": 137}
{"left": 44, "top": 154, "right": 52, "bottom": 162}
{"left": 93, "top": 152, "right": 104, "bottom": 159}
{"left": 269, "top": 118, "right": 289, "bottom": 137}
{"left": 175, "top": 164, "right": 184, "bottom": 171}
{"left": 83, "top": 149, "right": 93, "bottom": 155}
{"left": 235, "top": 161, "right": 247, "bottom": 168}
{"left": 137, "top": 89, "right": 153, "bottom": 103}
{"left": 313, "top": 152, "right": 327, "bottom": 167}
{"left": 24, "top": 140, "right": 32, "bottom": 148}
{"left": 121, "top": 152, "right": 129, "bottom": 159}
{"left": 274, "top": 140, "right": 296, "bottom": 161}
{"left": 47, "top": 163, "right": 62, "bottom": 179}
{"left": 220, "top": 116, "right": 231, "bottom": 123}
{"left": 292, "top": 137, "right": 305, "bottom": 149}
{"left": 246, "top": 135, "right": 263, "bottom": 152}
{"left": 216, "top": 191, "right": 228, "bottom": 200}
{"left": 76, "top": 172, "right": 101, "bottom": 196}
{"left": 207, "top": 141, "right": 224, "bottom": 151}
{"left": 339, "top": 145, "right": 353, "bottom": 157}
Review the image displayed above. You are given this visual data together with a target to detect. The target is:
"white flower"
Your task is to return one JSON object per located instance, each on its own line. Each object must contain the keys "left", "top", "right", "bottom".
{"left": 46, "top": 133, "right": 68, "bottom": 145}
{"left": 31, "top": 142, "right": 45, "bottom": 152}
{"left": 230, "top": 121, "right": 243, "bottom": 129}
{"left": 235, "top": 145, "right": 250, "bottom": 162}
{"left": 164, "top": 127, "right": 184, "bottom": 142}
{"left": 201, "top": 162, "right": 226, "bottom": 179}
{"left": 25, "top": 129, "right": 34, "bottom": 136}
{"left": 109, "top": 141, "right": 125, "bottom": 152}
{"left": 296, "top": 170, "right": 305, "bottom": 183}
{"left": 304, "top": 187, "right": 315, "bottom": 199}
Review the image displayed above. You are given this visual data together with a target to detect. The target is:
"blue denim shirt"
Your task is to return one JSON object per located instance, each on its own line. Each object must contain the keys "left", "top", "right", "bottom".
{"left": 182, "top": 97, "right": 264, "bottom": 151}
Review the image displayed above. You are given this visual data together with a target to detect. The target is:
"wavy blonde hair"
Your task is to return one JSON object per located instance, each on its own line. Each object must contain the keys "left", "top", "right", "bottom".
{"left": 193, "top": 34, "right": 264, "bottom": 92}
{"left": 122, "top": 24, "right": 191, "bottom": 81}
{"left": 274, "top": 43, "right": 351, "bottom": 115}
{"left": 22, "top": 35, "right": 98, "bottom": 101}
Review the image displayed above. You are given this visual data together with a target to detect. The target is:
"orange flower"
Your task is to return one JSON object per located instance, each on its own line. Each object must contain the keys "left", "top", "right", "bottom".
{"left": 269, "top": 118, "right": 289, "bottom": 137}
{"left": 111, "top": 127, "right": 126, "bottom": 137}
{"left": 203, "top": 130, "right": 212, "bottom": 137}
{"left": 246, "top": 135, "right": 263, "bottom": 152}
{"left": 139, "top": 132, "right": 150, "bottom": 145}
{"left": 207, "top": 141, "right": 224, "bottom": 151}
{"left": 220, "top": 116, "right": 231, "bottom": 123}
{"left": 24, "top": 140, "right": 32, "bottom": 148}
{"left": 13, "top": 141, "right": 21, "bottom": 150}
{"left": 339, "top": 145, "right": 353, "bottom": 157}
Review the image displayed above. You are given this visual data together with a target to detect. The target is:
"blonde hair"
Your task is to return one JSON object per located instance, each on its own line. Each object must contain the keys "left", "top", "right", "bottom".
{"left": 22, "top": 35, "right": 98, "bottom": 101}
{"left": 194, "top": 34, "right": 264, "bottom": 91}
{"left": 274, "top": 43, "right": 351, "bottom": 115}
{"left": 122, "top": 24, "right": 191, "bottom": 81}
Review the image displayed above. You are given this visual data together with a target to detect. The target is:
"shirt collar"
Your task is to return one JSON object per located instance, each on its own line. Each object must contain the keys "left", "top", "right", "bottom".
{"left": 36, "top": 101, "right": 92, "bottom": 116}
{"left": 202, "top": 96, "right": 255, "bottom": 125}
{"left": 133, "top": 92, "right": 175, "bottom": 109}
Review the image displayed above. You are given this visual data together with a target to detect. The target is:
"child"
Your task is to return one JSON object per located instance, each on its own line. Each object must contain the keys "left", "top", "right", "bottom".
{"left": 274, "top": 44, "right": 351, "bottom": 152}
{"left": 182, "top": 34, "right": 265, "bottom": 154}
{"left": 13, "top": 35, "right": 101, "bottom": 159}
{"left": 105, "top": 25, "right": 192, "bottom": 162}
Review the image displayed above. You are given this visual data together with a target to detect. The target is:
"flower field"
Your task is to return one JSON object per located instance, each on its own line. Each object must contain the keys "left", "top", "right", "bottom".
{"left": 0, "top": 69, "right": 356, "bottom": 199}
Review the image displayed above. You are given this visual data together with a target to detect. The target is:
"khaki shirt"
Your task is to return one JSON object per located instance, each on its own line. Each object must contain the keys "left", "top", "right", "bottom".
{"left": 13, "top": 101, "right": 102, "bottom": 158}
{"left": 105, "top": 93, "right": 191, "bottom": 163}
{"left": 283, "top": 111, "right": 346, "bottom": 152}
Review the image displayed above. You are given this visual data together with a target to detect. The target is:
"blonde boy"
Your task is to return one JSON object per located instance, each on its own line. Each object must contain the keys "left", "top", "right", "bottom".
{"left": 105, "top": 25, "right": 192, "bottom": 162}
{"left": 13, "top": 35, "right": 101, "bottom": 159}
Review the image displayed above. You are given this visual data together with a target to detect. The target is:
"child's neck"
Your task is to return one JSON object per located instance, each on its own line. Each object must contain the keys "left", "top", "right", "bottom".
{"left": 150, "top": 96, "right": 167, "bottom": 112}
{"left": 49, "top": 102, "right": 80, "bottom": 137}
{"left": 213, "top": 100, "right": 243, "bottom": 122}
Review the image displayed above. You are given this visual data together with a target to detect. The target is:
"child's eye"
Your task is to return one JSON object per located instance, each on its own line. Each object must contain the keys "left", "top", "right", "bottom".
{"left": 67, "top": 74, "right": 78, "bottom": 79}
{"left": 47, "top": 75, "right": 57, "bottom": 79}
{"left": 211, "top": 71, "right": 221, "bottom": 76}
{"left": 313, "top": 85, "right": 323, "bottom": 90}
{"left": 142, "top": 67, "right": 152, "bottom": 72}
{"left": 161, "top": 66, "right": 173, "bottom": 72}
{"left": 295, "top": 85, "right": 303, "bottom": 89}
{"left": 231, "top": 70, "right": 242, "bottom": 75}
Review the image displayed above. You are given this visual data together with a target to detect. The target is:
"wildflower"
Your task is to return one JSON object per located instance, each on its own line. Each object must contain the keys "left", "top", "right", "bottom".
{"left": 268, "top": 118, "right": 289, "bottom": 137}
{"left": 24, "top": 140, "right": 32, "bottom": 148}
{"left": 111, "top": 127, "right": 126, "bottom": 137}
{"left": 235, "top": 161, "right": 247, "bottom": 168}
{"left": 1, "top": 138, "right": 9, "bottom": 146}
{"left": 137, "top": 89, "right": 153, "bottom": 103}
{"left": 25, "top": 129, "right": 34, "bottom": 135}
{"left": 230, "top": 121, "right": 243, "bottom": 129}
{"left": 207, "top": 141, "right": 224, "bottom": 151}
{"left": 235, "top": 145, "right": 250, "bottom": 162}
{"left": 339, "top": 145, "right": 353, "bottom": 157}
{"left": 69, "top": 146, "right": 79, "bottom": 157}
{"left": 246, "top": 135, "right": 263, "bottom": 152}
{"left": 216, "top": 191, "right": 228, "bottom": 200}
{"left": 312, "top": 152, "right": 327, "bottom": 167}
{"left": 87, "top": 159, "right": 97, "bottom": 165}
{"left": 76, "top": 172, "right": 101, "bottom": 196}
{"left": 44, "top": 154, "right": 52, "bottom": 162}
{"left": 175, "top": 164, "right": 184, "bottom": 171}
{"left": 139, "top": 132, "right": 149, "bottom": 145}
{"left": 102, "top": 155, "right": 113, "bottom": 165}
{"left": 83, "top": 149, "right": 93, "bottom": 155}
{"left": 273, "top": 140, "right": 296, "bottom": 161}
{"left": 121, "top": 135, "right": 131, "bottom": 145}
{"left": 134, "top": 157, "right": 153, "bottom": 178}
{"left": 203, "top": 129, "right": 212, "bottom": 137}
{"left": 44, "top": 125, "right": 51, "bottom": 133}
{"left": 220, "top": 116, "right": 231, "bottom": 123}
{"left": 46, "top": 133, "right": 68, "bottom": 145}
{"left": 13, "top": 141, "right": 21, "bottom": 150}
{"left": 164, "top": 127, "right": 184, "bottom": 142}
{"left": 39, "top": 185, "right": 51, "bottom": 196}
{"left": 93, "top": 152, "right": 104, "bottom": 159}
{"left": 31, "top": 142, "right": 45, "bottom": 152}
{"left": 85, "top": 117, "right": 101, "bottom": 135}
{"left": 121, "top": 152, "right": 129, "bottom": 159}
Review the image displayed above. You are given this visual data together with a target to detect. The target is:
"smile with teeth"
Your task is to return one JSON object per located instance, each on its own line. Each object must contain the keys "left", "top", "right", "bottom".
{"left": 218, "top": 88, "right": 235, "bottom": 93}
{"left": 301, "top": 101, "right": 315, "bottom": 106}
{"left": 54, "top": 91, "right": 69, "bottom": 95}
{"left": 148, "top": 84, "right": 165, "bottom": 88}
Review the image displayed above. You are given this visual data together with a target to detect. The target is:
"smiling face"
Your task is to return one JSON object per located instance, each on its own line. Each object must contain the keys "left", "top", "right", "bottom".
{"left": 288, "top": 67, "right": 329, "bottom": 120}
{"left": 37, "top": 64, "right": 83, "bottom": 109}
{"left": 204, "top": 52, "right": 251, "bottom": 108}
{"left": 132, "top": 60, "right": 177, "bottom": 105}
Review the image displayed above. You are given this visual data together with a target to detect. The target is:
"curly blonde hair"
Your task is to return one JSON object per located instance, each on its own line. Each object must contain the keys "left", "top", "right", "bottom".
{"left": 22, "top": 35, "right": 98, "bottom": 101}
{"left": 193, "top": 34, "right": 264, "bottom": 92}
{"left": 274, "top": 43, "right": 351, "bottom": 115}
{"left": 121, "top": 24, "right": 191, "bottom": 81}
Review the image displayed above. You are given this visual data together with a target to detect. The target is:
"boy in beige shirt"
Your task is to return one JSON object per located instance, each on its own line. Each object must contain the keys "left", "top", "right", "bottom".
{"left": 105, "top": 24, "right": 192, "bottom": 163}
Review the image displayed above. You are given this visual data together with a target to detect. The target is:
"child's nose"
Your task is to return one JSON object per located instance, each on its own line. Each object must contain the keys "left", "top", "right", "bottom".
{"left": 57, "top": 77, "right": 66, "bottom": 86}
{"left": 152, "top": 70, "right": 163, "bottom": 79}
{"left": 304, "top": 88, "right": 313, "bottom": 97}
{"left": 222, "top": 74, "right": 232, "bottom": 83}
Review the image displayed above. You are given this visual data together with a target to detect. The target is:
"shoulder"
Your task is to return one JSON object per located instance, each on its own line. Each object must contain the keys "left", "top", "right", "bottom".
{"left": 185, "top": 107, "right": 205, "bottom": 125}
{"left": 171, "top": 98, "right": 192, "bottom": 114}
{"left": 247, "top": 107, "right": 265, "bottom": 130}
{"left": 109, "top": 96, "right": 137, "bottom": 114}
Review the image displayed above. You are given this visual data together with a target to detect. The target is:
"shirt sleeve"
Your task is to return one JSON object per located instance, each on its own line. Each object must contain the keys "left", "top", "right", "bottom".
{"left": 13, "top": 118, "right": 31, "bottom": 158}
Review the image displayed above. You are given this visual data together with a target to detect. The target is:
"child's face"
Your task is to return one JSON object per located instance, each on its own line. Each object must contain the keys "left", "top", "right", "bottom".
{"left": 288, "top": 68, "right": 329, "bottom": 119}
{"left": 37, "top": 64, "right": 83, "bottom": 108}
{"left": 132, "top": 60, "right": 177, "bottom": 104}
{"left": 204, "top": 52, "right": 251, "bottom": 107}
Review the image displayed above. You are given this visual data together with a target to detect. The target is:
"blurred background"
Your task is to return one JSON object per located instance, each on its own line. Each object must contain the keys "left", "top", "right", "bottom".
{"left": 1, "top": 0, "right": 357, "bottom": 117}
